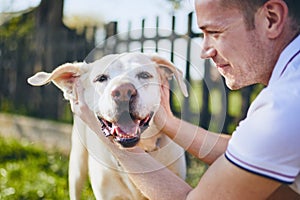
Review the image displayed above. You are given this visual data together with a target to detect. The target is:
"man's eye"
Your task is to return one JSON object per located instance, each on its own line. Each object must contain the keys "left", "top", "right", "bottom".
{"left": 206, "top": 30, "right": 221, "bottom": 36}
{"left": 94, "top": 74, "right": 109, "bottom": 82}
{"left": 137, "top": 72, "right": 153, "bottom": 79}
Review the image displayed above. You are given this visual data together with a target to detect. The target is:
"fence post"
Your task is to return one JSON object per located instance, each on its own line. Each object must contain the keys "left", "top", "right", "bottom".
{"left": 199, "top": 59, "right": 211, "bottom": 129}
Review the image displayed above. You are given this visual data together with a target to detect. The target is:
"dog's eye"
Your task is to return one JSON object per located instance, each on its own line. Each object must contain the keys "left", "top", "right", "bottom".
{"left": 94, "top": 74, "right": 109, "bottom": 82}
{"left": 137, "top": 72, "right": 153, "bottom": 79}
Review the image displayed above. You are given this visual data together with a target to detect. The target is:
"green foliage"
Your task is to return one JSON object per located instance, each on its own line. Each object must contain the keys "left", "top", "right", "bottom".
{"left": 0, "top": 13, "right": 35, "bottom": 51}
{"left": 0, "top": 98, "right": 29, "bottom": 117}
{"left": 185, "top": 153, "right": 207, "bottom": 188}
{"left": 0, "top": 135, "right": 207, "bottom": 199}
{"left": 0, "top": 137, "right": 94, "bottom": 200}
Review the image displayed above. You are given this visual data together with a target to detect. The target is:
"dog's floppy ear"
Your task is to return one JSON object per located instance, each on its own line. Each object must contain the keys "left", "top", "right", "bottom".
{"left": 150, "top": 55, "right": 188, "bottom": 97}
{"left": 27, "top": 62, "right": 86, "bottom": 100}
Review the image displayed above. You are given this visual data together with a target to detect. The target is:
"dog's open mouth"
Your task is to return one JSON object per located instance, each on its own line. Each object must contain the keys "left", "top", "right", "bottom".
{"left": 97, "top": 111, "right": 153, "bottom": 148}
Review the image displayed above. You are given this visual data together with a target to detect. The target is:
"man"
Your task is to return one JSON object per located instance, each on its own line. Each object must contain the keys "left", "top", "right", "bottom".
{"left": 71, "top": 0, "right": 300, "bottom": 199}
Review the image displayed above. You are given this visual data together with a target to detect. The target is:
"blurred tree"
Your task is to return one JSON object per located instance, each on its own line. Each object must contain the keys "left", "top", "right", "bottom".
{"left": 0, "top": 9, "right": 36, "bottom": 115}
{"left": 0, "top": 0, "right": 95, "bottom": 121}
{"left": 166, "top": 0, "right": 183, "bottom": 10}
{"left": 63, "top": 15, "right": 104, "bottom": 34}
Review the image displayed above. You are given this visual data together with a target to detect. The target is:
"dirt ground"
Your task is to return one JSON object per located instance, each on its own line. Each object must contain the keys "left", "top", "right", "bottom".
{"left": 0, "top": 113, "right": 72, "bottom": 154}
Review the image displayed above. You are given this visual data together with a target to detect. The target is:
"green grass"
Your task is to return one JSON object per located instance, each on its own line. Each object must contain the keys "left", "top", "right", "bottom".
{"left": 0, "top": 136, "right": 206, "bottom": 199}
{"left": 0, "top": 136, "right": 94, "bottom": 200}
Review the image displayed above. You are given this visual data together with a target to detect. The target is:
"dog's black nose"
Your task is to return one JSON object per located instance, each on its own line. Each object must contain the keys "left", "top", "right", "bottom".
{"left": 111, "top": 83, "right": 137, "bottom": 102}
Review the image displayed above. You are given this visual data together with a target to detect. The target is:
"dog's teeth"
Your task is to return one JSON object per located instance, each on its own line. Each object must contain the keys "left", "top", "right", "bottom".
{"left": 104, "top": 129, "right": 111, "bottom": 137}
{"left": 111, "top": 125, "right": 117, "bottom": 136}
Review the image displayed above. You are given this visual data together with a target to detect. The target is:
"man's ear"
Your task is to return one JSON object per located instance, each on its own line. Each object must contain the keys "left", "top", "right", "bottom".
{"left": 150, "top": 54, "right": 188, "bottom": 97}
{"left": 262, "top": 0, "right": 288, "bottom": 39}
{"left": 27, "top": 62, "right": 86, "bottom": 100}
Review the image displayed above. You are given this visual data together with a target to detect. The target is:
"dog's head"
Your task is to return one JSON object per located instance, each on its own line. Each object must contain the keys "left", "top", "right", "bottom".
{"left": 28, "top": 52, "right": 188, "bottom": 148}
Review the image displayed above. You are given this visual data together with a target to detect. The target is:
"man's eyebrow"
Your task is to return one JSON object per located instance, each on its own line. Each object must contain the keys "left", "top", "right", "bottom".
{"left": 199, "top": 24, "right": 216, "bottom": 32}
{"left": 199, "top": 22, "right": 224, "bottom": 31}
{"left": 198, "top": 22, "right": 217, "bottom": 30}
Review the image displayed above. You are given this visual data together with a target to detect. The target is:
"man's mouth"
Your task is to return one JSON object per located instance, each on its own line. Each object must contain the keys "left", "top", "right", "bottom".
{"left": 97, "top": 111, "right": 153, "bottom": 148}
{"left": 216, "top": 63, "right": 230, "bottom": 69}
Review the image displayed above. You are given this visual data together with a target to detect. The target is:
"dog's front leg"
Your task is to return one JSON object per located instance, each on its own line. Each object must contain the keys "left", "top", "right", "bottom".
{"left": 69, "top": 116, "right": 89, "bottom": 200}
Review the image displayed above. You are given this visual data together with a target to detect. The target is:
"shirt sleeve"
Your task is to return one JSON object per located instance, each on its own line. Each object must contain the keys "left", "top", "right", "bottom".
{"left": 225, "top": 87, "right": 300, "bottom": 184}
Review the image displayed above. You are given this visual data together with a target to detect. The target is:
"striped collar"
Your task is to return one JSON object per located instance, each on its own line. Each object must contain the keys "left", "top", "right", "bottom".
{"left": 268, "top": 34, "right": 300, "bottom": 86}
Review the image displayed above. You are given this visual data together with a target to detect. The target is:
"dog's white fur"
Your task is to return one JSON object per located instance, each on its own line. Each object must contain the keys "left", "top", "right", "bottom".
{"left": 28, "top": 52, "right": 188, "bottom": 200}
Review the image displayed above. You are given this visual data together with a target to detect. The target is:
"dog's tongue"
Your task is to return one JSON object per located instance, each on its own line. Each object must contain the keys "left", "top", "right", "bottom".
{"left": 112, "top": 113, "right": 141, "bottom": 137}
{"left": 113, "top": 122, "right": 140, "bottom": 137}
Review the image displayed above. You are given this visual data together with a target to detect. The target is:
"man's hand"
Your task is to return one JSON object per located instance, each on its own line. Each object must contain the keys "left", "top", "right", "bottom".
{"left": 154, "top": 78, "right": 174, "bottom": 131}
{"left": 70, "top": 79, "right": 91, "bottom": 123}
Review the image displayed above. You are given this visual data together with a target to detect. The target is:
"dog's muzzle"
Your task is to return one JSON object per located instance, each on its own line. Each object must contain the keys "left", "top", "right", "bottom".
{"left": 97, "top": 83, "right": 154, "bottom": 148}
{"left": 97, "top": 111, "right": 153, "bottom": 148}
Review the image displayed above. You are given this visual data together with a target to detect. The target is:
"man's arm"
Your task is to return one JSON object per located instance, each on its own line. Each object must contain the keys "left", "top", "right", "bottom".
{"left": 72, "top": 99, "right": 281, "bottom": 200}
{"left": 161, "top": 115, "right": 230, "bottom": 165}
{"left": 71, "top": 80, "right": 282, "bottom": 199}
{"left": 76, "top": 107, "right": 280, "bottom": 200}
{"left": 110, "top": 139, "right": 282, "bottom": 200}
{"left": 154, "top": 78, "right": 230, "bottom": 165}
{"left": 187, "top": 155, "right": 281, "bottom": 200}
{"left": 114, "top": 142, "right": 282, "bottom": 200}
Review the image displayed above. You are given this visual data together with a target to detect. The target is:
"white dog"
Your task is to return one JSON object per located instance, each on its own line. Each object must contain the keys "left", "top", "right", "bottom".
{"left": 28, "top": 52, "right": 188, "bottom": 200}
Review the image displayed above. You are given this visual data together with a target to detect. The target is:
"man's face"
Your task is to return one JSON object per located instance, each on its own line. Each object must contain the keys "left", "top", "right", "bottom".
{"left": 195, "top": 0, "right": 273, "bottom": 89}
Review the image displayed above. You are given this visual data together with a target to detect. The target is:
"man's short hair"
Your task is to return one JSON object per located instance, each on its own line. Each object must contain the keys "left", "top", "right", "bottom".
{"left": 221, "top": 0, "right": 300, "bottom": 32}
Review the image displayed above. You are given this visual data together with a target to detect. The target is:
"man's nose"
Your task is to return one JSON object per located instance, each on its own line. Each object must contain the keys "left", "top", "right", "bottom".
{"left": 200, "top": 38, "right": 216, "bottom": 59}
{"left": 200, "top": 47, "right": 216, "bottom": 59}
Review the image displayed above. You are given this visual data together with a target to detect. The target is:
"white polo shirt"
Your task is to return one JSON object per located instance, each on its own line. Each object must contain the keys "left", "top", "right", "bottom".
{"left": 225, "top": 34, "right": 300, "bottom": 194}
